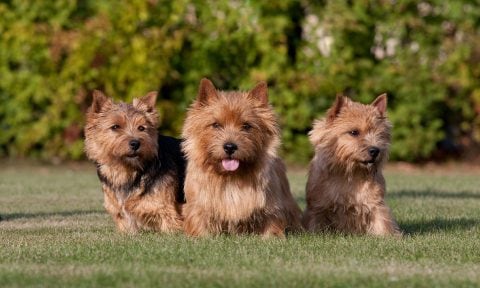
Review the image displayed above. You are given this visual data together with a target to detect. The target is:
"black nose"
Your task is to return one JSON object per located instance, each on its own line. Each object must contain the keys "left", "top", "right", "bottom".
{"left": 223, "top": 142, "right": 238, "bottom": 155}
{"left": 368, "top": 147, "right": 380, "bottom": 159}
{"left": 129, "top": 139, "right": 141, "bottom": 151}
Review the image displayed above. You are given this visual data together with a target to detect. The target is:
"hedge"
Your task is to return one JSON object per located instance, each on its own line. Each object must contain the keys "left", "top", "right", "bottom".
{"left": 1, "top": 0, "right": 479, "bottom": 162}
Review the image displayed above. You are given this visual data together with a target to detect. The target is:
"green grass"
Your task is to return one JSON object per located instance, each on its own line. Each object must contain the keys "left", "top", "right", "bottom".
{"left": 1, "top": 164, "right": 479, "bottom": 287}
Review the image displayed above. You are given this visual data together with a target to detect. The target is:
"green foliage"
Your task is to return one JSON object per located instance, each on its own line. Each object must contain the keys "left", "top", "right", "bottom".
{"left": 0, "top": 0, "right": 479, "bottom": 162}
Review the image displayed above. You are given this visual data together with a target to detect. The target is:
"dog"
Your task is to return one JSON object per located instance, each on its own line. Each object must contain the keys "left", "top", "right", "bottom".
{"left": 303, "top": 94, "right": 401, "bottom": 236}
{"left": 181, "top": 78, "right": 302, "bottom": 237}
{"left": 84, "top": 90, "right": 185, "bottom": 233}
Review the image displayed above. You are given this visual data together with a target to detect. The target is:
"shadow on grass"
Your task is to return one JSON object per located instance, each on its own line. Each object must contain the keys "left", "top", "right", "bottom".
{"left": 0, "top": 210, "right": 104, "bottom": 221}
{"left": 390, "top": 189, "right": 480, "bottom": 199}
{"left": 399, "top": 217, "right": 478, "bottom": 235}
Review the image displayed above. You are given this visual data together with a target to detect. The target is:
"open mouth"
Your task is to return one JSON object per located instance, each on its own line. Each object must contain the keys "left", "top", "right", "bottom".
{"left": 360, "top": 159, "right": 376, "bottom": 166}
{"left": 125, "top": 153, "right": 139, "bottom": 158}
{"left": 222, "top": 158, "right": 240, "bottom": 171}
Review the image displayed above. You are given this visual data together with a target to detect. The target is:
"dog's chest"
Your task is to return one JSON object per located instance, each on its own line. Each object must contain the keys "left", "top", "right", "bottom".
{"left": 213, "top": 182, "right": 266, "bottom": 221}
{"left": 328, "top": 180, "right": 380, "bottom": 230}
{"left": 329, "top": 179, "right": 376, "bottom": 205}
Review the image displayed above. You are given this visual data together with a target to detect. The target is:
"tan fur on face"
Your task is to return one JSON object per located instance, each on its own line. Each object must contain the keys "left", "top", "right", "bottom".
{"left": 85, "top": 91, "right": 159, "bottom": 170}
{"left": 84, "top": 90, "right": 183, "bottom": 233}
{"left": 182, "top": 79, "right": 302, "bottom": 237}
{"left": 303, "top": 94, "right": 401, "bottom": 236}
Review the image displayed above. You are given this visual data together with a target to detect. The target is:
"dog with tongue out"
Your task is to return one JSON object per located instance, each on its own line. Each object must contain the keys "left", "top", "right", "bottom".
{"left": 181, "top": 78, "right": 302, "bottom": 237}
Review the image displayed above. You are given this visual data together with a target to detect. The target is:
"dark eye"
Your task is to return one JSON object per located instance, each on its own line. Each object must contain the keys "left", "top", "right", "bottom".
{"left": 111, "top": 124, "right": 120, "bottom": 130}
{"left": 138, "top": 125, "right": 145, "bottom": 131}
{"left": 242, "top": 123, "right": 252, "bottom": 131}
{"left": 212, "top": 122, "right": 221, "bottom": 129}
{"left": 349, "top": 130, "right": 360, "bottom": 137}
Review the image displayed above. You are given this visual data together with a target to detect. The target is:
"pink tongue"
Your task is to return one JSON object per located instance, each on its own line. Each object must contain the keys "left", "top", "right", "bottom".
{"left": 222, "top": 159, "right": 240, "bottom": 171}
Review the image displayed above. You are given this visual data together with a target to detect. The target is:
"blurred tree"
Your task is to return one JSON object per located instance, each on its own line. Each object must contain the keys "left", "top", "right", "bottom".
{"left": 0, "top": 0, "right": 479, "bottom": 162}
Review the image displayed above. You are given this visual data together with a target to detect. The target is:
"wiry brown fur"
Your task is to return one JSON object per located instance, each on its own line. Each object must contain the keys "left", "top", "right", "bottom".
{"left": 84, "top": 90, "right": 184, "bottom": 233}
{"left": 303, "top": 94, "right": 401, "bottom": 236}
{"left": 182, "top": 79, "right": 302, "bottom": 237}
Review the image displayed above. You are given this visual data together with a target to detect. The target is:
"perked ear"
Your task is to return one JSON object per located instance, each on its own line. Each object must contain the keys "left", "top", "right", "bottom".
{"left": 197, "top": 78, "right": 218, "bottom": 105}
{"left": 326, "top": 94, "right": 347, "bottom": 123}
{"left": 248, "top": 81, "right": 268, "bottom": 105}
{"left": 91, "top": 90, "right": 111, "bottom": 113}
{"left": 371, "top": 93, "right": 387, "bottom": 116}
{"left": 133, "top": 91, "right": 157, "bottom": 113}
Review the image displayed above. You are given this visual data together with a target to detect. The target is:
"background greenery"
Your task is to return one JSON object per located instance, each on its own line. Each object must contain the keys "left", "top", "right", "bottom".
{"left": 1, "top": 0, "right": 479, "bottom": 162}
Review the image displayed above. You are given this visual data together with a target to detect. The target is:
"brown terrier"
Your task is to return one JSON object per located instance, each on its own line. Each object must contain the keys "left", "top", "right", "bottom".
{"left": 84, "top": 90, "right": 185, "bottom": 233}
{"left": 303, "top": 94, "right": 401, "bottom": 236}
{"left": 181, "top": 79, "right": 302, "bottom": 237}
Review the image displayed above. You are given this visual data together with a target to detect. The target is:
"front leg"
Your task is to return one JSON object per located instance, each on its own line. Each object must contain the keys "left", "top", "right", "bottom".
{"left": 260, "top": 217, "right": 286, "bottom": 238}
{"left": 302, "top": 207, "right": 332, "bottom": 232}
{"left": 103, "top": 188, "right": 138, "bottom": 233}
{"left": 183, "top": 204, "right": 215, "bottom": 237}
{"left": 368, "top": 205, "right": 402, "bottom": 237}
{"left": 124, "top": 193, "right": 183, "bottom": 233}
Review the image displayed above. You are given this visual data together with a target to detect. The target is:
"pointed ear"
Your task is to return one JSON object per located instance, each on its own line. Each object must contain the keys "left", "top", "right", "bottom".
{"left": 248, "top": 81, "right": 268, "bottom": 105}
{"left": 133, "top": 91, "right": 157, "bottom": 112}
{"left": 197, "top": 78, "right": 218, "bottom": 105}
{"left": 91, "top": 90, "right": 111, "bottom": 113}
{"left": 326, "top": 94, "right": 348, "bottom": 123}
{"left": 371, "top": 93, "right": 387, "bottom": 116}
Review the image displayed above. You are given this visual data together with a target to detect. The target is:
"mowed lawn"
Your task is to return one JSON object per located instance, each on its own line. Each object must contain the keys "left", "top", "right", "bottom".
{"left": 0, "top": 163, "right": 479, "bottom": 288}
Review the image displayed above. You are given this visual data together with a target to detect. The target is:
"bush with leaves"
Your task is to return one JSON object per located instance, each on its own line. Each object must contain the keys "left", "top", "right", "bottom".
{"left": 0, "top": 0, "right": 479, "bottom": 162}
